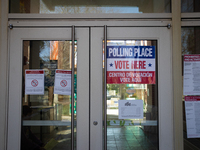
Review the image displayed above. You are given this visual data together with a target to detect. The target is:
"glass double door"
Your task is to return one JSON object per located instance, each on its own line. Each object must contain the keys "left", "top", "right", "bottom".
{"left": 8, "top": 26, "right": 173, "bottom": 150}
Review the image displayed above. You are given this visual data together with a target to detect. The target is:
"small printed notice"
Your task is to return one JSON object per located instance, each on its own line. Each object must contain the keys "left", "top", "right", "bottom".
{"left": 118, "top": 100, "right": 143, "bottom": 119}
{"left": 54, "top": 69, "right": 71, "bottom": 95}
{"left": 107, "top": 46, "right": 155, "bottom": 84}
{"left": 25, "top": 70, "right": 44, "bottom": 95}
{"left": 184, "top": 55, "right": 200, "bottom": 95}
{"left": 185, "top": 96, "right": 200, "bottom": 138}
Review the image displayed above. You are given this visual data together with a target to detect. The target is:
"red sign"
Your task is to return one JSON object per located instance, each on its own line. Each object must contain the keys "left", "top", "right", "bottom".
{"left": 60, "top": 80, "right": 67, "bottom": 87}
{"left": 31, "top": 79, "right": 38, "bottom": 87}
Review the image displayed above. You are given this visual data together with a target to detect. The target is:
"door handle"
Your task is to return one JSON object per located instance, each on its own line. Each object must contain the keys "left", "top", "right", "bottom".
{"left": 93, "top": 121, "right": 98, "bottom": 126}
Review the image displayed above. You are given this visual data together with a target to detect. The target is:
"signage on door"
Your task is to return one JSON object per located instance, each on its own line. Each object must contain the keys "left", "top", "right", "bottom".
{"left": 183, "top": 54, "right": 200, "bottom": 95}
{"left": 25, "top": 70, "right": 44, "bottom": 95}
{"left": 107, "top": 46, "right": 155, "bottom": 84}
{"left": 118, "top": 100, "right": 143, "bottom": 119}
{"left": 54, "top": 69, "right": 71, "bottom": 95}
{"left": 185, "top": 96, "right": 200, "bottom": 138}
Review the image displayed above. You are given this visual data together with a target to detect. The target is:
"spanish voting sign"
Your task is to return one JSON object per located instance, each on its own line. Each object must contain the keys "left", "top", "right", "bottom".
{"left": 183, "top": 55, "right": 200, "bottom": 95}
{"left": 25, "top": 70, "right": 44, "bottom": 95}
{"left": 54, "top": 69, "right": 71, "bottom": 95}
{"left": 118, "top": 100, "right": 143, "bottom": 119}
{"left": 185, "top": 96, "right": 200, "bottom": 138}
{"left": 107, "top": 46, "right": 155, "bottom": 84}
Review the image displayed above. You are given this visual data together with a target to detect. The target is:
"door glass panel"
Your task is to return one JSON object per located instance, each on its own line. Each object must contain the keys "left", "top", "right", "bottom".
{"left": 9, "top": 0, "right": 170, "bottom": 13}
{"left": 106, "top": 40, "right": 158, "bottom": 150}
{"left": 182, "top": 0, "right": 200, "bottom": 12}
{"left": 21, "top": 40, "right": 77, "bottom": 150}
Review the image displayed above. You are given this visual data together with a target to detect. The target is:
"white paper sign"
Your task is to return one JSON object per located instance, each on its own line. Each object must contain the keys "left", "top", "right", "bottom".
{"left": 184, "top": 55, "right": 200, "bottom": 95}
{"left": 25, "top": 70, "right": 44, "bottom": 95}
{"left": 54, "top": 69, "right": 71, "bottom": 95}
{"left": 118, "top": 100, "right": 143, "bottom": 119}
{"left": 185, "top": 96, "right": 200, "bottom": 138}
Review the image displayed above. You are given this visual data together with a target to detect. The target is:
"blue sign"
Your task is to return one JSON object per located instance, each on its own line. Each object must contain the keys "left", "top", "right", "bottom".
{"left": 107, "top": 46, "right": 155, "bottom": 59}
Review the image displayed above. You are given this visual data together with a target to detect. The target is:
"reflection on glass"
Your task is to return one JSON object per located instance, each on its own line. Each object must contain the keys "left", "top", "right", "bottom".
{"left": 182, "top": 27, "right": 200, "bottom": 149}
{"left": 21, "top": 41, "right": 77, "bottom": 150}
{"left": 106, "top": 40, "right": 158, "bottom": 150}
{"left": 10, "top": 0, "right": 170, "bottom": 13}
{"left": 181, "top": 0, "right": 200, "bottom": 12}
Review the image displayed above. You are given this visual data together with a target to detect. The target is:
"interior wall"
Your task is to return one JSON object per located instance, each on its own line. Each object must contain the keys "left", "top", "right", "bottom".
{"left": 0, "top": 0, "right": 9, "bottom": 150}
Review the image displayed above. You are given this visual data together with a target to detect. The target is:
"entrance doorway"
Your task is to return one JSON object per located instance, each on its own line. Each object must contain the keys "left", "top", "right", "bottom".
{"left": 7, "top": 23, "right": 173, "bottom": 150}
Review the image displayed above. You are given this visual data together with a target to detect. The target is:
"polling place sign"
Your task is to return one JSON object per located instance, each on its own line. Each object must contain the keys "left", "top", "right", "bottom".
{"left": 107, "top": 46, "right": 155, "bottom": 84}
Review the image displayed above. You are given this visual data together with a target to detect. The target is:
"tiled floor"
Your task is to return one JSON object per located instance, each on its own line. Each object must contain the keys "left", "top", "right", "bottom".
{"left": 107, "top": 126, "right": 158, "bottom": 150}
{"left": 33, "top": 125, "right": 158, "bottom": 150}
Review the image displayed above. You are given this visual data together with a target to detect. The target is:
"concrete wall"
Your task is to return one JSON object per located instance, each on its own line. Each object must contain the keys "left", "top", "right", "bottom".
{"left": 0, "top": 0, "right": 8, "bottom": 150}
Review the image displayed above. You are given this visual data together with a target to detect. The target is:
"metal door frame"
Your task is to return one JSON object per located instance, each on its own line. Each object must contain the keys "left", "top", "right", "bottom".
{"left": 7, "top": 20, "right": 173, "bottom": 150}
{"left": 7, "top": 27, "right": 90, "bottom": 150}
{"left": 90, "top": 25, "right": 173, "bottom": 150}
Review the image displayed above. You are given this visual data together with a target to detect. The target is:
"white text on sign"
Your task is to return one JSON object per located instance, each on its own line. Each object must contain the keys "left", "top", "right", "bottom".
{"left": 115, "top": 61, "right": 146, "bottom": 69}
{"left": 108, "top": 47, "right": 153, "bottom": 57}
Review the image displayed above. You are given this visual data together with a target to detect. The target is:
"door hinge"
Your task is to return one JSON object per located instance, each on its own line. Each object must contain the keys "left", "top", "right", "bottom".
{"left": 9, "top": 24, "right": 13, "bottom": 29}
{"left": 167, "top": 24, "right": 171, "bottom": 29}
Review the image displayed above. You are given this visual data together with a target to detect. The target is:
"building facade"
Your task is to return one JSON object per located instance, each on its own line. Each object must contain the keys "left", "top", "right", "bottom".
{"left": 0, "top": 0, "right": 200, "bottom": 150}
